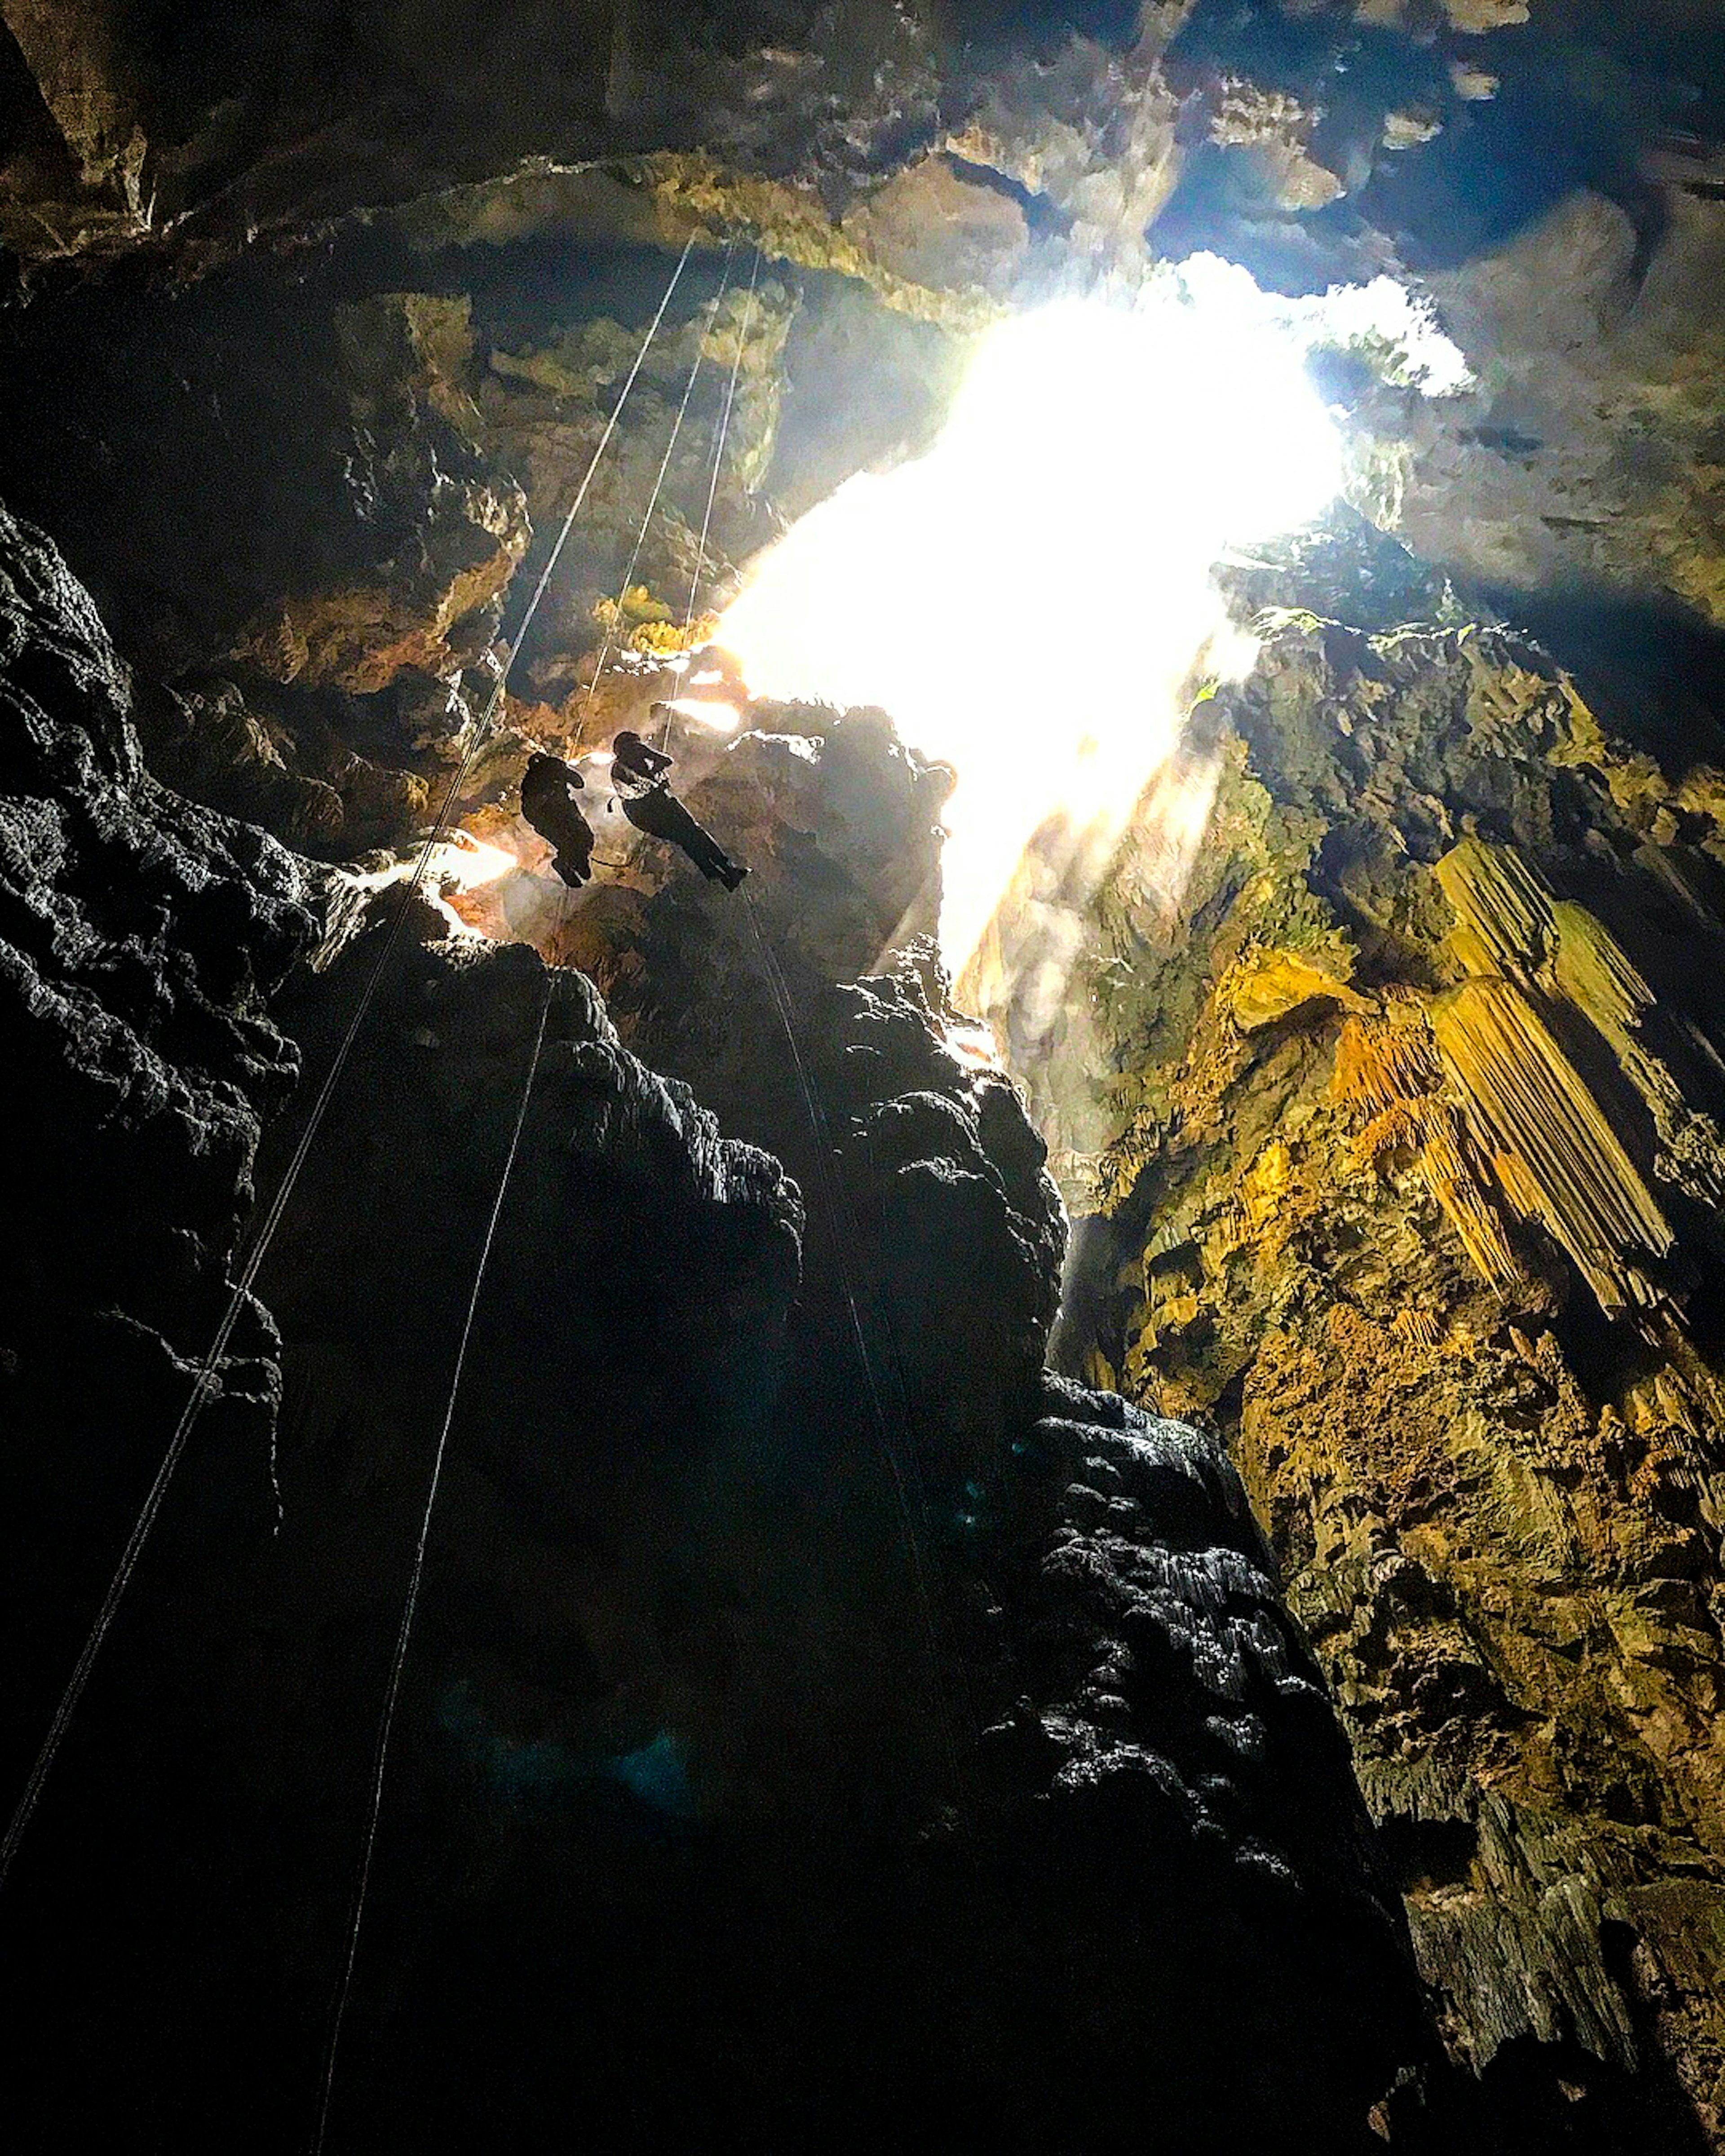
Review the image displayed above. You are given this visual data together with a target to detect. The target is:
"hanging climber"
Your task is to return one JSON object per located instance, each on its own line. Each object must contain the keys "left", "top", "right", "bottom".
{"left": 611, "top": 720, "right": 748, "bottom": 891}
{"left": 519, "top": 749, "right": 596, "bottom": 888}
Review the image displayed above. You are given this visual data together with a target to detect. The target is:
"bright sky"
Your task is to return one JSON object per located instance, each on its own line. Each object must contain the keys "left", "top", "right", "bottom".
{"left": 717, "top": 257, "right": 1467, "bottom": 975}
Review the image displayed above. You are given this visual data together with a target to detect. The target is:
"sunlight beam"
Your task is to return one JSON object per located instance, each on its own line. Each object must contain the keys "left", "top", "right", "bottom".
{"left": 717, "top": 258, "right": 1463, "bottom": 983}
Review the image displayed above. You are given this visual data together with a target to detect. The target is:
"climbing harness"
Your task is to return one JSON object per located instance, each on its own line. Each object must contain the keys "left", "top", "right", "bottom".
{"left": 658, "top": 246, "right": 764, "bottom": 754}
{"left": 311, "top": 981, "right": 552, "bottom": 2155}
{"left": 0, "top": 234, "right": 699, "bottom": 1891}
{"left": 575, "top": 243, "right": 735, "bottom": 752}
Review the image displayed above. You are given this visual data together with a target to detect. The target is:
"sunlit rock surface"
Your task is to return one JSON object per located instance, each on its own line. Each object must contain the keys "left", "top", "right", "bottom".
{"left": 1349, "top": 189, "right": 1725, "bottom": 627}
{"left": 0, "top": 233, "right": 941, "bottom": 863}
{"left": 1036, "top": 609, "right": 1725, "bottom": 2144}
{"left": 1, "top": 0, "right": 1723, "bottom": 928}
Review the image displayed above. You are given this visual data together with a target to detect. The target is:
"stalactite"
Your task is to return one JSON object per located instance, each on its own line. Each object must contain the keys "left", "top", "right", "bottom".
{"left": 1430, "top": 976, "right": 1673, "bottom": 1319}
{"left": 1433, "top": 835, "right": 1556, "bottom": 981}
{"left": 1438, "top": 833, "right": 1725, "bottom": 1249}
{"left": 1549, "top": 900, "right": 1725, "bottom": 1210}
{"left": 1333, "top": 1001, "right": 1527, "bottom": 1296}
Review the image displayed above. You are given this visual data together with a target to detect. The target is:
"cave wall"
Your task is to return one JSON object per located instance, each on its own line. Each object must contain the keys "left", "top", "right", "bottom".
{"left": 7, "top": 0, "right": 1725, "bottom": 705}
{"left": 1011, "top": 605, "right": 1725, "bottom": 2144}
{"left": 0, "top": 495, "right": 315, "bottom": 1805}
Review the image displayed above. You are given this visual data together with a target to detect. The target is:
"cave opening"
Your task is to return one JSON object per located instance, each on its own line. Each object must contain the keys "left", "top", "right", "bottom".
{"left": 715, "top": 255, "right": 1467, "bottom": 991}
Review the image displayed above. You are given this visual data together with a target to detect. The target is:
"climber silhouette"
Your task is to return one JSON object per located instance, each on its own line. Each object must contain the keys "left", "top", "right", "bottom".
{"left": 519, "top": 750, "right": 596, "bottom": 888}
{"left": 612, "top": 720, "right": 748, "bottom": 891}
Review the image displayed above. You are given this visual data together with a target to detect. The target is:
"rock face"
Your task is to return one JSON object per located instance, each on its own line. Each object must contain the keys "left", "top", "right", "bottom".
{"left": 6, "top": 0, "right": 1725, "bottom": 720}
{"left": 553, "top": 701, "right": 1065, "bottom": 1462}
{"left": 3, "top": 488, "right": 1429, "bottom": 2149}
{"left": 1025, "top": 609, "right": 1725, "bottom": 2144}
{"left": 1349, "top": 187, "right": 1725, "bottom": 629}
{"left": 0, "top": 496, "right": 314, "bottom": 1804}
{"left": 0, "top": 235, "right": 919, "bottom": 865}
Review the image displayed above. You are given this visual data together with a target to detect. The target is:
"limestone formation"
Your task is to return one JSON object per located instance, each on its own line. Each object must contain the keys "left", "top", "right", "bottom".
{"left": 1032, "top": 610, "right": 1725, "bottom": 2141}
{"left": 1351, "top": 190, "right": 1725, "bottom": 627}
{"left": 0, "top": 494, "right": 316, "bottom": 1828}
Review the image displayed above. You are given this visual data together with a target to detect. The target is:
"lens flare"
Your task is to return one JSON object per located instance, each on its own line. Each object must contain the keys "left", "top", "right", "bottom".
{"left": 718, "top": 258, "right": 1369, "bottom": 978}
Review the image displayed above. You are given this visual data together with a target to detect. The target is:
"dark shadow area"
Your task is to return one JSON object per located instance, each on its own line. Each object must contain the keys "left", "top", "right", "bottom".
{"left": 1488, "top": 581, "right": 1725, "bottom": 774}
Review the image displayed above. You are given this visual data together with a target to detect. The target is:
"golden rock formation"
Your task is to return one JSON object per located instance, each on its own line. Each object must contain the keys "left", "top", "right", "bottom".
{"left": 1031, "top": 612, "right": 1725, "bottom": 2137}
{"left": 1219, "top": 944, "right": 1370, "bottom": 1033}
{"left": 1429, "top": 976, "right": 1673, "bottom": 1320}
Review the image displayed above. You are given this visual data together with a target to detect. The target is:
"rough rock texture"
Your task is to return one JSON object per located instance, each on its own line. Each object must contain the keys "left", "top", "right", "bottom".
{"left": 0, "top": 494, "right": 315, "bottom": 1809}
{"left": 556, "top": 701, "right": 1063, "bottom": 1464}
{"left": 0, "top": 0, "right": 1721, "bottom": 969}
{"left": 3, "top": 489, "right": 1430, "bottom": 2148}
{"left": 1349, "top": 187, "right": 1725, "bottom": 628}
{"left": 1025, "top": 609, "right": 1725, "bottom": 2145}
{"left": 0, "top": 229, "right": 947, "bottom": 862}
{"left": 4, "top": 0, "right": 1724, "bottom": 720}
{"left": 199, "top": 919, "right": 1417, "bottom": 2156}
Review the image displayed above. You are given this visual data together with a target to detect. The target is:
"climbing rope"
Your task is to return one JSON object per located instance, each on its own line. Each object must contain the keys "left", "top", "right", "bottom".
{"left": 575, "top": 243, "right": 735, "bottom": 751}
{"left": 658, "top": 245, "right": 764, "bottom": 753}
{"left": 741, "top": 890, "right": 971, "bottom": 1781}
{"left": 312, "top": 981, "right": 553, "bottom": 2156}
{"left": 497, "top": 231, "right": 697, "bottom": 722}
{"left": 0, "top": 234, "right": 699, "bottom": 1893}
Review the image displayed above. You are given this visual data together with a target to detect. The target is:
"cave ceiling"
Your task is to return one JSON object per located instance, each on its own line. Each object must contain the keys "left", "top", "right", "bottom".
{"left": 2, "top": 0, "right": 1724, "bottom": 651}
